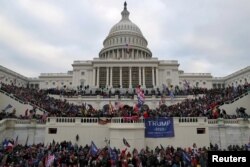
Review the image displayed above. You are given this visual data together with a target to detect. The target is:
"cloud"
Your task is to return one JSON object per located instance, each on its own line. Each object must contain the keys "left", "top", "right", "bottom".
{"left": 17, "top": 0, "right": 67, "bottom": 26}
{"left": 0, "top": 0, "right": 249, "bottom": 78}
{"left": 0, "top": 15, "right": 73, "bottom": 76}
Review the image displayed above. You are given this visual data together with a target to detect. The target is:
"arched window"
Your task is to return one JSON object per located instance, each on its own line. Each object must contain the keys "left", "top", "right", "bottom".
{"left": 166, "top": 79, "right": 172, "bottom": 86}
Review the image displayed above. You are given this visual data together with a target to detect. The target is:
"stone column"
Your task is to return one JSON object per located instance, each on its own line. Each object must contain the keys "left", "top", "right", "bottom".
{"left": 106, "top": 67, "right": 109, "bottom": 87}
{"left": 93, "top": 67, "right": 96, "bottom": 86}
{"left": 139, "top": 67, "right": 141, "bottom": 85}
{"left": 120, "top": 67, "right": 122, "bottom": 88}
{"left": 155, "top": 67, "right": 159, "bottom": 88}
{"left": 143, "top": 67, "right": 145, "bottom": 87}
{"left": 110, "top": 67, "right": 113, "bottom": 87}
{"left": 152, "top": 67, "right": 155, "bottom": 88}
{"left": 122, "top": 49, "right": 124, "bottom": 59}
{"left": 129, "top": 67, "right": 132, "bottom": 88}
{"left": 97, "top": 67, "right": 100, "bottom": 88}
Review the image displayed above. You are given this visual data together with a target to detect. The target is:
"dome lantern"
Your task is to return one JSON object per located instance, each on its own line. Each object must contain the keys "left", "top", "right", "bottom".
{"left": 121, "top": 1, "right": 130, "bottom": 21}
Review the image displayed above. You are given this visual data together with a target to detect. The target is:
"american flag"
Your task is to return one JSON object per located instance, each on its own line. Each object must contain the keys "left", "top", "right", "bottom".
{"left": 169, "top": 90, "right": 174, "bottom": 100}
{"left": 125, "top": 43, "right": 130, "bottom": 54}
{"left": 46, "top": 154, "right": 55, "bottom": 167}
{"left": 109, "top": 101, "right": 114, "bottom": 114}
{"left": 2, "top": 104, "right": 12, "bottom": 112}
{"left": 183, "top": 80, "right": 190, "bottom": 89}
{"left": 108, "top": 146, "right": 117, "bottom": 161}
{"left": 90, "top": 141, "right": 99, "bottom": 156}
{"left": 136, "top": 85, "right": 145, "bottom": 108}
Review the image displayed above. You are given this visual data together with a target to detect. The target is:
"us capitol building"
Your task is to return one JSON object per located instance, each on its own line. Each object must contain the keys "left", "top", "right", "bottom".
{"left": 0, "top": 2, "right": 249, "bottom": 91}
{"left": 0, "top": 2, "right": 250, "bottom": 150}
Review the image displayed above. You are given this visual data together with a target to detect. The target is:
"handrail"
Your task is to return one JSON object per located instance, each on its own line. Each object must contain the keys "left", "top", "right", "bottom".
{"left": 0, "top": 117, "right": 248, "bottom": 126}
{"left": 219, "top": 91, "right": 249, "bottom": 105}
{"left": 47, "top": 117, "right": 208, "bottom": 124}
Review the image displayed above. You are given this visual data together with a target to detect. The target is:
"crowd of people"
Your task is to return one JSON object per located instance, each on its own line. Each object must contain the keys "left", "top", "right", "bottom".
{"left": 44, "top": 85, "right": 209, "bottom": 98}
{"left": 1, "top": 139, "right": 249, "bottom": 167}
{"left": 0, "top": 84, "right": 249, "bottom": 166}
{"left": 0, "top": 83, "right": 249, "bottom": 120}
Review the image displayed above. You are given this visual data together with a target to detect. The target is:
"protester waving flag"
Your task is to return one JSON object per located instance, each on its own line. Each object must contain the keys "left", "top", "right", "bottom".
{"left": 14, "top": 136, "right": 18, "bottom": 147}
{"left": 170, "top": 90, "right": 174, "bottom": 101}
{"left": 108, "top": 146, "right": 117, "bottom": 162}
{"left": 160, "top": 144, "right": 164, "bottom": 150}
{"left": 2, "top": 139, "right": 8, "bottom": 148}
{"left": 25, "top": 135, "right": 29, "bottom": 146}
{"left": 169, "top": 85, "right": 174, "bottom": 101}
{"left": 45, "top": 153, "right": 55, "bottom": 167}
{"left": 182, "top": 151, "right": 191, "bottom": 165}
{"left": 2, "top": 104, "right": 12, "bottom": 112}
{"left": 104, "top": 138, "right": 110, "bottom": 146}
{"left": 136, "top": 85, "right": 145, "bottom": 108}
{"left": 162, "top": 84, "right": 167, "bottom": 94}
{"left": 123, "top": 138, "right": 130, "bottom": 147}
{"left": 183, "top": 80, "right": 190, "bottom": 90}
{"left": 90, "top": 141, "right": 99, "bottom": 156}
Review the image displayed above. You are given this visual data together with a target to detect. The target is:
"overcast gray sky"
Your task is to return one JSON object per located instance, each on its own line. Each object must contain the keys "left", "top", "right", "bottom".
{"left": 0, "top": 0, "right": 249, "bottom": 78}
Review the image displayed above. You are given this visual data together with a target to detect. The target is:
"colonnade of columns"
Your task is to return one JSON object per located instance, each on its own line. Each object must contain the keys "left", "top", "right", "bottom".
{"left": 92, "top": 66, "right": 158, "bottom": 88}
{"left": 100, "top": 48, "right": 151, "bottom": 59}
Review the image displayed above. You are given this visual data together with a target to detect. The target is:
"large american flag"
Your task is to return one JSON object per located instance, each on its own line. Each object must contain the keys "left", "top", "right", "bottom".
{"left": 136, "top": 85, "right": 145, "bottom": 107}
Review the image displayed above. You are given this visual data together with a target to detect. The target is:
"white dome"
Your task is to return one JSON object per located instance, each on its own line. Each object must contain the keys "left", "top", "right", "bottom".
{"left": 108, "top": 17, "right": 143, "bottom": 37}
{"left": 99, "top": 2, "right": 152, "bottom": 59}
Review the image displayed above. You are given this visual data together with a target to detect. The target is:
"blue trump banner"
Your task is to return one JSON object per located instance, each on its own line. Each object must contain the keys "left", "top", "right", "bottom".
{"left": 145, "top": 117, "right": 175, "bottom": 138}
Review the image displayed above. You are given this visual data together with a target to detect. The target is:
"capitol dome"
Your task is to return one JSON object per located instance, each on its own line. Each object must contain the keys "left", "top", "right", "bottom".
{"left": 99, "top": 2, "right": 152, "bottom": 59}
{"left": 108, "top": 6, "right": 143, "bottom": 37}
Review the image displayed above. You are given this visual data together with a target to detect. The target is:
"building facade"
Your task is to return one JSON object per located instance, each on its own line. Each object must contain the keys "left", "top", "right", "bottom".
{"left": 39, "top": 2, "right": 213, "bottom": 90}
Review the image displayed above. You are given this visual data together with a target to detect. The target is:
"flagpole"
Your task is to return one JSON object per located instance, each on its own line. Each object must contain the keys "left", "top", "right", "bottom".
{"left": 105, "top": 137, "right": 110, "bottom": 147}
{"left": 25, "top": 135, "right": 29, "bottom": 146}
